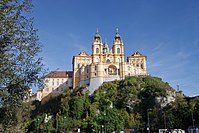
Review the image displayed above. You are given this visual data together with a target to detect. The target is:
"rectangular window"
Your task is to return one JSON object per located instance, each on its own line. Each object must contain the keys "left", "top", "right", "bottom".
{"left": 57, "top": 79, "right": 59, "bottom": 86}
{"left": 52, "top": 79, "right": 54, "bottom": 86}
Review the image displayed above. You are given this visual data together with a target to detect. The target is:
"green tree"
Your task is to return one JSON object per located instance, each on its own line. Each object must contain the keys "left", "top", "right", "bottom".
{"left": 69, "top": 96, "right": 85, "bottom": 119}
{"left": 0, "top": 0, "right": 43, "bottom": 131}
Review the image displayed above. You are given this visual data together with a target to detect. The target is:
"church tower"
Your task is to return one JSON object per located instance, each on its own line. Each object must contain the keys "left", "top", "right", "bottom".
{"left": 92, "top": 29, "right": 103, "bottom": 63}
{"left": 112, "top": 29, "right": 125, "bottom": 63}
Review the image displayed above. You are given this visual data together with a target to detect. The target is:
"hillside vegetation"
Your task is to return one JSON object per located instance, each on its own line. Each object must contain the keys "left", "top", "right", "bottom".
{"left": 1, "top": 76, "right": 199, "bottom": 132}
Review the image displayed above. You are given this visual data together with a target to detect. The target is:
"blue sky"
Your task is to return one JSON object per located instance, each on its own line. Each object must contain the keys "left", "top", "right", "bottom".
{"left": 32, "top": 0, "right": 199, "bottom": 96}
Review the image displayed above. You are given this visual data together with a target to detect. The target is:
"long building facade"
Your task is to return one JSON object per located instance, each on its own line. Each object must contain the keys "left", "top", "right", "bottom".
{"left": 33, "top": 30, "right": 147, "bottom": 101}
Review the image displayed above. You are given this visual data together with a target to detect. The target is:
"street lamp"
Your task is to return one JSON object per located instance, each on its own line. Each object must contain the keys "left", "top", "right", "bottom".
{"left": 101, "top": 125, "right": 104, "bottom": 133}
{"left": 147, "top": 108, "right": 152, "bottom": 133}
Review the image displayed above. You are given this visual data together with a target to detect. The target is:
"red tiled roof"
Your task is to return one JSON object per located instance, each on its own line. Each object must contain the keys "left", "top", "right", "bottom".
{"left": 46, "top": 71, "right": 73, "bottom": 78}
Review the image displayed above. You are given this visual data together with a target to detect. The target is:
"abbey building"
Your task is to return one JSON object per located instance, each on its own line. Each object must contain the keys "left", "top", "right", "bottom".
{"left": 32, "top": 30, "right": 147, "bottom": 101}
{"left": 73, "top": 29, "right": 147, "bottom": 94}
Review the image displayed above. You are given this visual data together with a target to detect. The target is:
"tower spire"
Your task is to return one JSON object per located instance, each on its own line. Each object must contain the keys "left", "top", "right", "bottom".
{"left": 95, "top": 28, "right": 101, "bottom": 39}
{"left": 115, "top": 27, "right": 121, "bottom": 40}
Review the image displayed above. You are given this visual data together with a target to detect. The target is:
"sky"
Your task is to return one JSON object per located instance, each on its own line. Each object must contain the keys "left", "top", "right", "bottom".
{"left": 32, "top": 0, "right": 199, "bottom": 96}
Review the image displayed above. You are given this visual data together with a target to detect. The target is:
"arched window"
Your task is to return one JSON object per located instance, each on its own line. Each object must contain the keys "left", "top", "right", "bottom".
{"left": 96, "top": 48, "right": 99, "bottom": 53}
{"left": 117, "top": 48, "right": 120, "bottom": 53}
{"left": 141, "top": 64, "right": 144, "bottom": 69}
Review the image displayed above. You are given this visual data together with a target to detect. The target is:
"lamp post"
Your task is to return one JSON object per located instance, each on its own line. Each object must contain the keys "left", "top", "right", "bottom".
{"left": 101, "top": 125, "right": 104, "bottom": 133}
{"left": 147, "top": 108, "right": 152, "bottom": 133}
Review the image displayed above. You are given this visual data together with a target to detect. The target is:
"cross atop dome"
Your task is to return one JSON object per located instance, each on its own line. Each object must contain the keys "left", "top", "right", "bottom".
{"left": 115, "top": 27, "right": 121, "bottom": 40}
{"left": 94, "top": 28, "right": 101, "bottom": 39}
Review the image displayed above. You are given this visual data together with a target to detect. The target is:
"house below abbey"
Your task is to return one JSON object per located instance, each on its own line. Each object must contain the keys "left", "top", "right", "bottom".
{"left": 31, "top": 29, "right": 147, "bottom": 101}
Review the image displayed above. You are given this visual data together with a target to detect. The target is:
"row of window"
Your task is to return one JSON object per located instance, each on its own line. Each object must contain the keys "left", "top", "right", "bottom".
{"left": 127, "top": 64, "right": 144, "bottom": 70}
{"left": 77, "top": 59, "right": 90, "bottom": 63}
{"left": 94, "top": 58, "right": 121, "bottom": 63}
{"left": 51, "top": 79, "right": 68, "bottom": 86}
{"left": 131, "top": 59, "right": 144, "bottom": 63}
{"left": 96, "top": 48, "right": 121, "bottom": 54}
{"left": 78, "top": 63, "right": 144, "bottom": 76}
{"left": 134, "top": 64, "right": 144, "bottom": 69}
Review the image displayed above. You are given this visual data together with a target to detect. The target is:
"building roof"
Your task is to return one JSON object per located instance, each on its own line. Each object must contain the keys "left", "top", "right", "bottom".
{"left": 129, "top": 51, "right": 146, "bottom": 57}
{"left": 46, "top": 71, "right": 73, "bottom": 78}
{"left": 74, "top": 50, "right": 91, "bottom": 57}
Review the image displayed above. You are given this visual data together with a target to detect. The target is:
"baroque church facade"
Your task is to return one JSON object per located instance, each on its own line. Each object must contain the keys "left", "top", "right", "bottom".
{"left": 73, "top": 29, "right": 147, "bottom": 94}
{"left": 32, "top": 30, "right": 147, "bottom": 101}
